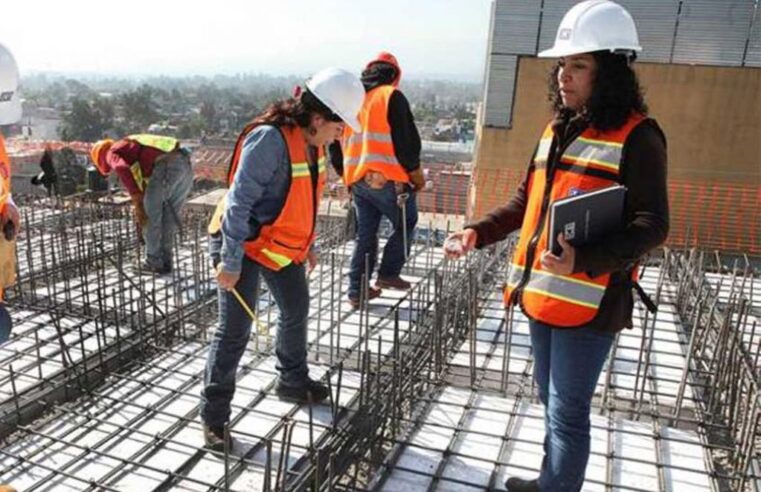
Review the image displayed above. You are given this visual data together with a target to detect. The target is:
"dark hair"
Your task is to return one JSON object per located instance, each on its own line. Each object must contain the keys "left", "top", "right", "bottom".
{"left": 250, "top": 90, "right": 338, "bottom": 128}
{"left": 549, "top": 51, "right": 648, "bottom": 131}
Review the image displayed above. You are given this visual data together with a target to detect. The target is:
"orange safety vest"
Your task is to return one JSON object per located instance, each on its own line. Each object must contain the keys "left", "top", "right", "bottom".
{"left": 505, "top": 114, "right": 646, "bottom": 328}
{"left": 208, "top": 123, "right": 326, "bottom": 271}
{"left": 0, "top": 134, "right": 13, "bottom": 300}
{"left": 342, "top": 85, "right": 409, "bottom": 185}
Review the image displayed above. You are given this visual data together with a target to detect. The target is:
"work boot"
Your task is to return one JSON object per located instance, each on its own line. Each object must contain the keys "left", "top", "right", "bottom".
{"left": 505, "top": 477, "right": 539, "bottom": 492}
{"left": 276, "top": 378, "right": 330, "bottom": 404}
{"left": 0, "top": 486, "right": 18, "bottom": 492}
{"left": 203, "top": 424, "right": 232, "bottom": 452}
{"left": 347, "top": 286, "right": 382, "bottom": 309}
{"left": 376, "top": 276, "right": 411, "bottom": 290}
{"left": 140, "top": 262, "right": 172, "bottom": 275}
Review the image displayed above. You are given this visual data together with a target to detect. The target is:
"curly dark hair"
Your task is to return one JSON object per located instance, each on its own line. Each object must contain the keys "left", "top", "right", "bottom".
{"left": 548, "top": 51, "right": 648, "bottom": 131}
{"left": 250, "top": 90, "right": 337, "bottom": 128}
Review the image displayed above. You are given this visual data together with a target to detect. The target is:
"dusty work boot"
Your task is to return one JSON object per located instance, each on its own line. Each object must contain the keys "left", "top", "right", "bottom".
{"left": 376, "top": 276, "right": 411, "bottom": 290}
{"left": 140, "top": 262, "right": 172, "bottom": 276}
{"left": 505, "top": 477, "right": 539, "bottom": 492}
{"left": 347, "top": 286, "right": 382, "bottom": 309}
{"left": 276, "top": 378, "right": 330, "bottom": 404}
{"left": 203, "top": 424, "right": 232, "bottom": 452}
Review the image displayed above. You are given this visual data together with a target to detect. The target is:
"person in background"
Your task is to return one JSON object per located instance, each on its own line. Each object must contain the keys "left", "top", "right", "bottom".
{"left": 0, "top": 42, "right": 22, "bottom": 345}
{"left": 444, "top": 2, "right": 669, "bottom": 490}
{"left": 90, "top": 134, "right": 193, "bottom": 274}
{"left": 0, "top": 41, "right": 23, "bottom": 492}
{"left": 331, "top": 52, "right": 425, "bottom": 309}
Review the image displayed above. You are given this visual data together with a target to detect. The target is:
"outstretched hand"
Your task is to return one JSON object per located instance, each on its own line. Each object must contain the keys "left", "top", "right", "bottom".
{"left": 443, "top": 228, "right": 478, "bottom": 259}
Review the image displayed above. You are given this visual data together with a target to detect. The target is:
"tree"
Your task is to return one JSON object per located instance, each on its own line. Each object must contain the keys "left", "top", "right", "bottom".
{"left": 120, "top": 84, "right": 159, "bottom": 133}
{"left": 199, "top": 99, "right": 218, "bottom": 133}
{"left": 59, "top": 96, "right": 115, "bottom": 142}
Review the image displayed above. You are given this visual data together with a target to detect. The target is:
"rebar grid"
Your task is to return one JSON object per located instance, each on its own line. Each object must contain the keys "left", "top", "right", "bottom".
{"left": 0, "top": 195, "right": 758, "bottom": 491}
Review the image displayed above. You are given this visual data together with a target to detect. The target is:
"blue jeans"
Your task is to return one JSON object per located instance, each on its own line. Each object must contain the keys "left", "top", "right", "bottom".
{"left": 143, "top": 151, "right": 193, "bottom": 269}
{"left": 201, "top": 235, "right": 310, "bottom": 428}
{"left": 0, "top": 303, "right": 10, "bottom": 342}
{"left": 529, "top": 321, "right": 615, "bottom": 492}
{"left": 348, "top": 180, "right": 418, "bottom": 299}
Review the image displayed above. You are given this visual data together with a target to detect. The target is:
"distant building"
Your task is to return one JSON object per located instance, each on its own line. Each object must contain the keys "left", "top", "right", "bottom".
{"left": 20, "top": 107, "right": 62, "bottom": 141}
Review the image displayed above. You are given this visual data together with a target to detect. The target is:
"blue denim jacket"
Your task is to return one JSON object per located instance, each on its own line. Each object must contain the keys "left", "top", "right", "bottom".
{"left": 220, "top": 125, "right": 290, "bottom": 273}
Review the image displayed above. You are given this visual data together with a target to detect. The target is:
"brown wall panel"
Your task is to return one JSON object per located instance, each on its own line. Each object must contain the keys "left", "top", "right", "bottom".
{"left": 475, "top": 58, "right": 761, "bottom": 182}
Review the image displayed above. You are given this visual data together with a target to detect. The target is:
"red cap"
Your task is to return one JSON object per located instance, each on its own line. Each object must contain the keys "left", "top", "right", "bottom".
{"left": 365, "top": 51, "right": 402, "bottom": 87}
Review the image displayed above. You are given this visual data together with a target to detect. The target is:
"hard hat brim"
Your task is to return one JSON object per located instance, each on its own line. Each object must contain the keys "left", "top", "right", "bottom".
{"left": 0, "top": 93, "right": 22, "bottom": 125}
{"left": 538, "top": 44, "right": 642, "bottom": 58}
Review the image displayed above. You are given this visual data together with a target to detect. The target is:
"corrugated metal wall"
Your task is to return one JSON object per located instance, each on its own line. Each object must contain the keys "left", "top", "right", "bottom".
{"left": 483, "top": 0, "right": 761, "bottom": 128}
{"left": 672, "top": 0, "right": 756, "bottom": 66}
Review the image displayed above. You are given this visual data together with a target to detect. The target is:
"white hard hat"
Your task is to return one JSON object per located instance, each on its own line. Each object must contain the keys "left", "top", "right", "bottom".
{"left": 0, "top": 43, "right": 21, "bottom": 125}
{"left": 305, "top": 67, "right": 364, "bottom": 132}
{"left": 538, "top": 0, "right": 641, "bottom": 58}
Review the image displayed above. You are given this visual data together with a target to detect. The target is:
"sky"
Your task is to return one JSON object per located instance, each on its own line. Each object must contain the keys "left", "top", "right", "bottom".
{"left": 2, "top": 0, "right": 493, "bottom": 81}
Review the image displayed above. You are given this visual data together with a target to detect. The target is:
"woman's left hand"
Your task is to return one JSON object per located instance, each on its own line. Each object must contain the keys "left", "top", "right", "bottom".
{"left": 540, "top": 234, "right": 575, "bottom": 275}
{"left": 307, "top": 249, "right": 318, "bottom": 273}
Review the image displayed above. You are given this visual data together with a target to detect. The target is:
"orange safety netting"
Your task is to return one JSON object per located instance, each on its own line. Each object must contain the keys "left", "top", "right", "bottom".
{"left": 469, "top": 168, "right": 760, "bottom": 256}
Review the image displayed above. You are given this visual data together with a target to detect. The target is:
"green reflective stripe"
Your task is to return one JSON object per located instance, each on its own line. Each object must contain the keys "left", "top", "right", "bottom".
{"left": 564, "top": 138, "right": 622, "bottom": 171}
{"left": 509, "top": 264, "right": 605, "bottom": 308}
{"left": 346, "top": 131, "right": 393, "bottom": 146}
{"left": 127, "top": 134, "right": 179, "bottom": 153}
{"left": 534, "top": 138, "right": 552, "bottom": 163}
{"left": 345, "top": 154, "right": 400, "bottom": 167}
{"left": 292, "top": 158, "right": 326, "bottom": 178}
{"left": 261, "top": 248, "right": 292, "bottom": 268}
{"left": 130, "top": 162, "right": 146, "bottom": 192}
{"left": 292, "top": 162, "right": 310, "bottom": 177}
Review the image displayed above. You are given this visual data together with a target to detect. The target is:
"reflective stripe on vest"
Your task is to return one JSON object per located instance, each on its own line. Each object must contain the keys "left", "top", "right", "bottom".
{"left": 504, "top": 113, "right": 646, "bottom": 327}
{"left": 260, "top": 248, "right": 292, "bottom": 269}
{"left": 342, "top": 85, "right": 409, "bottom": 185}
{"left": 507, "top": 264, "right": 606, "bottom": 309}
{"left": 207, "top": 124, "right": 326, "bottom": 271}
{"left": 563, "top": 137, "right": 623, "bottom": 173}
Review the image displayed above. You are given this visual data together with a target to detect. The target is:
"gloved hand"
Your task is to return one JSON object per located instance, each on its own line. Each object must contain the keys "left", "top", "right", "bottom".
{"left": 0, "top": 202, "right": 19, "bottom": 241}
{"left": 408, "top": 167, "right": 426, "bottom": 192}
{"left": 131, "top": 193, "right": 148, "bottom": 229}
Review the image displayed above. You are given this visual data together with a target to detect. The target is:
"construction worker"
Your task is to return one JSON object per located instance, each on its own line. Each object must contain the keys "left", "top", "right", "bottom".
{"left": 201, "top": 68, "right": 365, "bottom": 451}
{"left": 445, "top": 2, "right": 668, "bottom": 491}
{"left": 335, "top": 52, "right": 425, "bottom": 309}
{"left": 0, "top": 42, "right": 22, "bottom": 344}
{"left": 0, "top": 43, "right": 21, "bottom": 492}
{"left": 90, "top": 134, "right": 193, "bottom": 274}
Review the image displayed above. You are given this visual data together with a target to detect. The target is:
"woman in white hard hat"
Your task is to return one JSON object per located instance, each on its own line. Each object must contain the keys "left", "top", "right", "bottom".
{"left": 445, "top": 1, "right": 669, "bottom": 490}
{"left": 200, "top": 68, "right": 365, "bottom": 451}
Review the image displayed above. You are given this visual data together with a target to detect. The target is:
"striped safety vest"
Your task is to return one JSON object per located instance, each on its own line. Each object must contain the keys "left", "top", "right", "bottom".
{"left": 342, "top": 85, "right": 409, "bottom": 185}
{"left": 505, "top": 113, "right": 646, "bottom": 327}
{"left": 208, "top": 123, "right": 327, "bottom": 271}
{"left": 125, "top": 134, "right": 180, "bottom": 192}
{"left": 0, "top": 134, "right": 15, "bottom": 300}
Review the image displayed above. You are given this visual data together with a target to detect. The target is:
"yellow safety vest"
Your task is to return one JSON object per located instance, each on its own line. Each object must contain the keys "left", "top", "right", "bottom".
{"left": 126, "top": 134, "right": 180, "bottom": 192}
